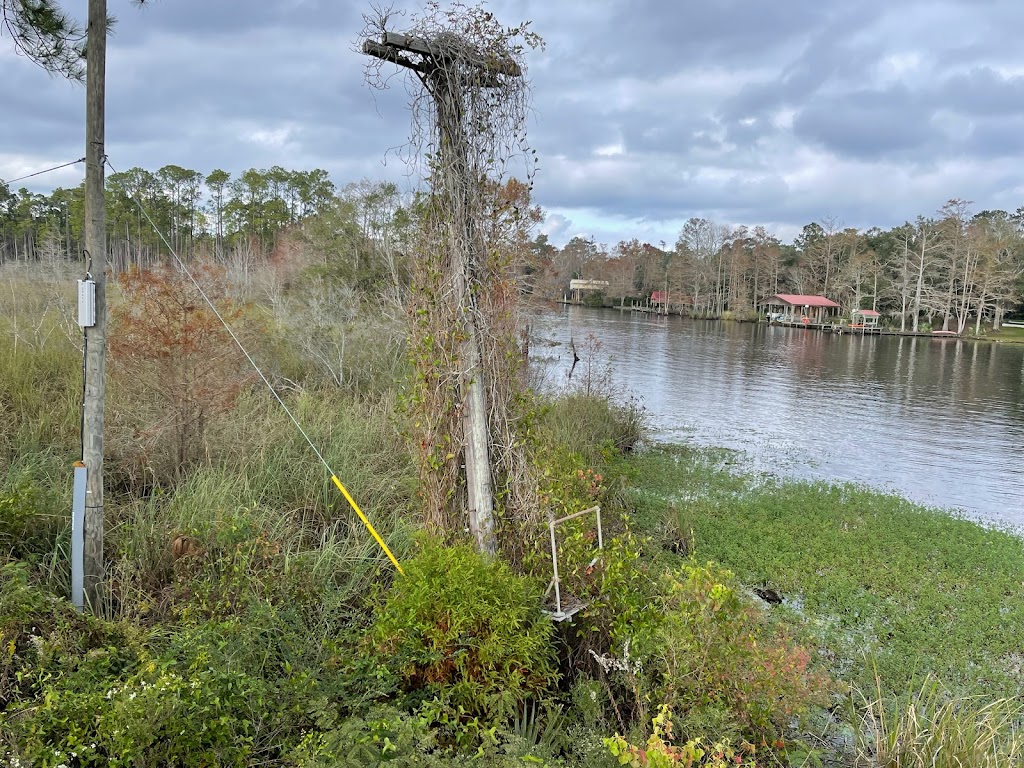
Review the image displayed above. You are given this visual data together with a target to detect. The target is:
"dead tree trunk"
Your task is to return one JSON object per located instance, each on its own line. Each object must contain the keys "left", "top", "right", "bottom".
{"left": 433, "top": 76, "right": 495, "bottom": 554}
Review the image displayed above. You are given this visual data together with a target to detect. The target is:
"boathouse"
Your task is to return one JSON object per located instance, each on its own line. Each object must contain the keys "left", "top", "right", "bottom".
{"left": 763, "top": 294, "right": 841, "bottom": 324}
{"left": 850, "top": 309, "right": 881, "bottom": 329}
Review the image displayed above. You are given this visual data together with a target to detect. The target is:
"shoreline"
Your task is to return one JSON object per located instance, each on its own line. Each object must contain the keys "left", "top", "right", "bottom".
{"left": 552, "top": 301, "right": 1024, "bottom": 343}
{"left": 533, "top": 304, "right": 1024, "bottom": 530}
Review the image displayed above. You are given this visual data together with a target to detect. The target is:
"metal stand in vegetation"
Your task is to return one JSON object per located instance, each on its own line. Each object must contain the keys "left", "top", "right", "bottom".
{"left": 544, "top": 506, "right": 603, "bottom": 622}
{"left": 362, "top": 11, "right": 537, "bottom": 555}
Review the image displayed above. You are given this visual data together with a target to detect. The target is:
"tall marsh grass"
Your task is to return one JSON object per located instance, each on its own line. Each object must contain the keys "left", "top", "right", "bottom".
{"left": 0, "top": 316, "right": 81, "bottom": 461}
{"left": 853, "top": 672, "right": 1024, "bottom": 767}
{"left": 104, "top": 389, "right": 417, "bottom": 620}
{"left": 2, "top": 262, "right": 419, "bottom": 619}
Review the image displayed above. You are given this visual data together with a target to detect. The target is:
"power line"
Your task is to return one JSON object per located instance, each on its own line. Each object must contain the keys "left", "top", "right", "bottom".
{"left": 1, "top": 157, "right": 86, "bottom": 186}
{"left": 104, "top": 158, "right": 405, "bottom": 575}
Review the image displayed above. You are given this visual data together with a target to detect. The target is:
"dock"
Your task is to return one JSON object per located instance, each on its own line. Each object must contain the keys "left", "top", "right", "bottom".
{"left": 771, "top": 319, "right": 960, "bottom": 339}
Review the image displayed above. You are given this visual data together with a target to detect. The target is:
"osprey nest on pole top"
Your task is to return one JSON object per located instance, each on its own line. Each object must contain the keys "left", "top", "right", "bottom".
{"left": 362, "top": 31, "right": 522, "bottom": 83}
{"left": 360, "top": 6, "right": 541, "bottom": 557}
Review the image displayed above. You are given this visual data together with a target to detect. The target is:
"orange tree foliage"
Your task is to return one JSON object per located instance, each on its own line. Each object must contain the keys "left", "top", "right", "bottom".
{"left": 110, "top": 263, "right": 252, "bottom": 483}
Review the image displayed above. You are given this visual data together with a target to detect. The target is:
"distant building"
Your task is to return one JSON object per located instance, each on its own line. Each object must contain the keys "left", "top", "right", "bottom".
{"left": 567, "top": 278, "right": 609, "bottom": 304}
{"left": 763, "top": 294, "right": 841, "bottom": 323}
{"left": 851, "top": 309, "right": 881, "bottom": 329}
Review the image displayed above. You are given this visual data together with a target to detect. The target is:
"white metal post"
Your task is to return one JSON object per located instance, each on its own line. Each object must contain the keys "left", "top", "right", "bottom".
{"left": 548, "top": 518, "right": 561, "bottom": 616}
{"left": 71, "top": 463, "right": 87, "bottom": 610}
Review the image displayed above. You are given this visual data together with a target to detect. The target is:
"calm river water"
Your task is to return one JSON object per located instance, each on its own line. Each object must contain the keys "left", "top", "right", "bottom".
{"left": 533, "top": 307, "right": 1024, "bottom": 530}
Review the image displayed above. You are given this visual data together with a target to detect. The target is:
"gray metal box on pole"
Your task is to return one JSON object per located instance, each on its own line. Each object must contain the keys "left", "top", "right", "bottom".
{"left": 77, "top": 279, "right": 96, "bottom": 328}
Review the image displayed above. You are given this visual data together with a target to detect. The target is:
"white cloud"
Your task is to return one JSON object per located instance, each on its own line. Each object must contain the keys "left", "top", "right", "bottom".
{"left": 242, "top": 124, "right": 297, "bottom": 150}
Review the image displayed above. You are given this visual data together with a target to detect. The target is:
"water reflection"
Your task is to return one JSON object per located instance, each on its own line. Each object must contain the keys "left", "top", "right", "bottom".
{"left": 535, "top": 307, "right": 1024, "bottom": 529}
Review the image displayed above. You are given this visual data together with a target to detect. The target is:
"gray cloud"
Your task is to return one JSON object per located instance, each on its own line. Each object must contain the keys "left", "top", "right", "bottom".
{"left": 3, "top": 0, "right": 1024, "bottom": 247}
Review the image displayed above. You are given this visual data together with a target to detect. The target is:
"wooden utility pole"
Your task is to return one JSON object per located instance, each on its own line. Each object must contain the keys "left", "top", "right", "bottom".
{"left": 82, "top": 0, "right": 107, "bottom": 607}
{"left": 364, "top": 31, "right": 521, "bottom": 555}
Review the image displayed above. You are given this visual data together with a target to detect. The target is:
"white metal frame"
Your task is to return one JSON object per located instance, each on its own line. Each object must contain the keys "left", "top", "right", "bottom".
{"left": 544, "top": 505, "right": 603, "bottom": 622}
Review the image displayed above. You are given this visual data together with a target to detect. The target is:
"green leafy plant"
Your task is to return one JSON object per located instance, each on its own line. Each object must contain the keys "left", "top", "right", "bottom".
{"left": 579, "top": 557, "right": 826, "bottom": 747}
{"left": 605, "top": 705, "right": 758, "bottom": 767}
{"left": 656, "top": 563, "right": 827, "bottom": 743}
{"left": 0, "top": 481, "right": 64, "bottom": 559}
{"left": 370, "top": 540, "right": 558, "bottom": 724}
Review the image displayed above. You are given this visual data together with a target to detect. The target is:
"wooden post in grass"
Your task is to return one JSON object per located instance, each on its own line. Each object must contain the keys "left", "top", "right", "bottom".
{"left": 362, "top": 29, "right": 523, "bottom": 556}
{"left": 82, "top": 0, "right": 108, "bottom": 608}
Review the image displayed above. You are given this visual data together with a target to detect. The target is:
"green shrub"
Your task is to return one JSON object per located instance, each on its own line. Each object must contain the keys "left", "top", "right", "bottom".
{"left": 2, "top": 582, "right": 332, "bottom": 767}
{"left": 0, "top": 480, "right": 65, "bottom": 560}
{"left": 655, "top": 563, "right": 827, "bottom": 742}
{"left": 291, "top": 704, "right": 572, "bottom": 767}
{"left": 0, "top": 562, "right": 147, "bottom": 765}
{"left": 370, "top": 541, "right": 558, "bottom": 723}
{"left": 7, "top": 628, "right": 325, "bottom": 767}
{"left": 579, "top": 558, "right": 826, "bottom": 746}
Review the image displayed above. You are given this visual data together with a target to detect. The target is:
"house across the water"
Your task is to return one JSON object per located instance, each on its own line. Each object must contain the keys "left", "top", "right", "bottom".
{"left": 763, "top": 294, "right": 841, "bottom": 324}
{"left": 566, "top": 278, "right": 609, "bottom": 304}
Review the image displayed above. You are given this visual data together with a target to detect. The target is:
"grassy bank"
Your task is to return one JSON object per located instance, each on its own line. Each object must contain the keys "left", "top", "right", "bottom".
{"left": 3, "top": 262, "right": 1022, "bottom": 766}
{"left": 624, "top": 443, "right": 1024, "bottom": 699}
{"left": 984, "top": 325, "right": 1024, "bottom": 343}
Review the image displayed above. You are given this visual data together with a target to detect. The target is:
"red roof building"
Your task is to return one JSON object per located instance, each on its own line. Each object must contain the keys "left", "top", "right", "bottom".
{"left": 851, "top": 308, "right": 881, "bottom": 329}
{"left": 768, "top": 294, "right": 840, "bottom": 309}
{"left": 763, "top": 294, "right": 841, "bottom": 323}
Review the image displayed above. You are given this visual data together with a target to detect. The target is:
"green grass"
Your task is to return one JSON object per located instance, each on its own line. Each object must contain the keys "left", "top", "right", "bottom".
{"left": 986, "top": 325, "right": 1024, "bottom": 343}
{"left": 624, "top": 444, "right": 1024, "bottom": 697}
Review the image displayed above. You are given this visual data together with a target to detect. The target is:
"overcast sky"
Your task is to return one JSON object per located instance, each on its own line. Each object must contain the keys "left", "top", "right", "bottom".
{"left": 3, "top": 0, "right": 1024, "bottom": 247}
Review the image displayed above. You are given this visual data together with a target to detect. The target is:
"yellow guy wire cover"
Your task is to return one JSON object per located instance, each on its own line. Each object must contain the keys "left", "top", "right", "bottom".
{"left": 331, "top": 475, "right": 405, "bottom": 576}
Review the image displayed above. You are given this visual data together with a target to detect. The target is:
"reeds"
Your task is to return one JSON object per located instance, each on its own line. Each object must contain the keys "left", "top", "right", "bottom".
{"left": 851, "top": 670, "right": 1023, "bottom": 767}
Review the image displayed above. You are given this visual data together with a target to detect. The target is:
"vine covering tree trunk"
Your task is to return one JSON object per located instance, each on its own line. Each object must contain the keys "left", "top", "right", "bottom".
{"left": 361, "top": 3, "right": 542, "bottom": 552}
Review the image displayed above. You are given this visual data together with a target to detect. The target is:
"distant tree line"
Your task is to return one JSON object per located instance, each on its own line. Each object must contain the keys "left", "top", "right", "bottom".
{"left": 0, "top": 167, "right": 424, "bottom": 306}
{"left": 0, "top": 165, "right": 337, "bottom": 268}
{"left": 528, "top": 200, "right": 1024, "bottom": 332}
{"left": 7, "top": 168, "right": 1024, "bottom": 331}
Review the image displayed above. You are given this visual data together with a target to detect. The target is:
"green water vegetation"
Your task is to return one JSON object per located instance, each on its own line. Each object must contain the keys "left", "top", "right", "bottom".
{"left": 626, "top": 445, "right": 1024, "bottom": 697}
{"left": 2, "top": 261, "right": 1023, "bottom": 766}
